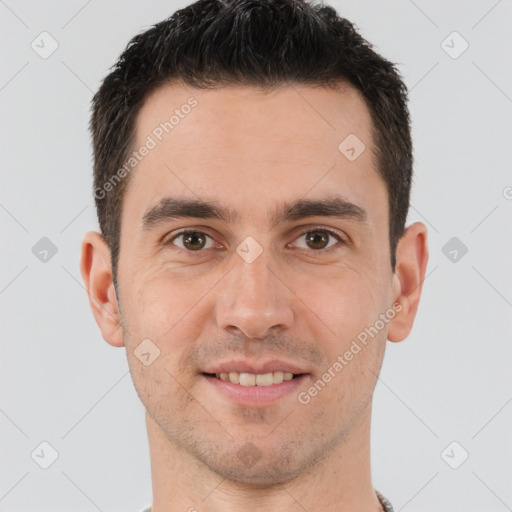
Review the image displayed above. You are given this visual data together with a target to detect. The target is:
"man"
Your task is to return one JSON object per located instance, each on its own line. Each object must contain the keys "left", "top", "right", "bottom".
{"left": 80, "top": 0, "right": 429, "bottom": 510}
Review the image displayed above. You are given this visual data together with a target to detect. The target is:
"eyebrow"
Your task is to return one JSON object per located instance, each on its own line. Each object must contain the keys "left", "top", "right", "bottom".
{"left": 141, "top": 197, "right": 238, "bottom": 230}
{"left": 270, "top": 196, "right": 367, "bottom": 226}
{"left": 141, "top": 195, "right": 367, "bottom": 231}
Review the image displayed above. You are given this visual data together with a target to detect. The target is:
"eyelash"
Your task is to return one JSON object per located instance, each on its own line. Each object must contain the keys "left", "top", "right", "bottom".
{"left": 166, "top": 226, "right": 346, "bottom": 253}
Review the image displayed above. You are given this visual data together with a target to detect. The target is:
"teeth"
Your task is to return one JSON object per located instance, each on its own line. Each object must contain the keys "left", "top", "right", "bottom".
{"left": 215, "top": 371, "right": 297, "bottom": 386}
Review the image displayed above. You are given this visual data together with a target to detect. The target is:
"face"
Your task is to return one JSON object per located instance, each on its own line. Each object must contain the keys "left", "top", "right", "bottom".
{"left": 82, "top": 81, "right": 428, "bottom": 486}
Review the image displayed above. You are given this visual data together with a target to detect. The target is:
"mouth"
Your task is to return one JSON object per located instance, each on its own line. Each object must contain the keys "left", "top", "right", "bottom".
{"left": 202, "top": 371, "right": 305, "bottom": 386}
{"left": 201, "top": 371, "right": 310, "bottom": 406}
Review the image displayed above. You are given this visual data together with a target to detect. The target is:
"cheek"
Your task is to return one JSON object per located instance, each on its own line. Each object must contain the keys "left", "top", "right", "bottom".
{"left": 295, "top": 262, "right": 388, "bottom": 341}
{"left": 297, "top": 263, "right": 391, "bottom": 403}
{"left": 123, "top": 264, "right": 215, "bottom": 340}
{"left": 121, "top": 267, "right": 222, "bottom": 400}
{"left": 121, "top": 272, "right": 204, "bottom": 399}
{"left": 299, "top": 268, "right": 387, "bottom": 415}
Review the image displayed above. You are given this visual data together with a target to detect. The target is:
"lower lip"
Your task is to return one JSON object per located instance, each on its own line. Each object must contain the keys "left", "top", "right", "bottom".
{"left": 202, "top": 374, "right": 309, "bottom": 406}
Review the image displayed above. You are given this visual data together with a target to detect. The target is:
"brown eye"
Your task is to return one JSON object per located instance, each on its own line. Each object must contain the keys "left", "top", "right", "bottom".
{"left": 306, "top": 231, "right": 330, "bottom": 249}
{"left": 294, "top": 229, "right": 341, "bottom": 251}
{"left": 170, "top": 230, "right": 214, "bottom": 251}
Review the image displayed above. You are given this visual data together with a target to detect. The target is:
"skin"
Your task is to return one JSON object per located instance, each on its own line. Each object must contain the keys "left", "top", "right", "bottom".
{"left": 81, "top": 81, "right": 428, "bottom": 512}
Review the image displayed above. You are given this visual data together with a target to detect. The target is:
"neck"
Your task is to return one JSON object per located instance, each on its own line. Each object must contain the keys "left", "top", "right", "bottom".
{"left": 146, "top": 401, "right": 382, "bottom": 512}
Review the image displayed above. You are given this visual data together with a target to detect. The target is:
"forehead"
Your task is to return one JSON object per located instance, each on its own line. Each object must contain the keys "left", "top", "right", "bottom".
{"left": 122, "top": 82, "right": 385, "bottom": 228}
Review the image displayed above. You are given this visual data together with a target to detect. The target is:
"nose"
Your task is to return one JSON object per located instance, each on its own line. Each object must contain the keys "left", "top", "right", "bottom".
{"left": 214, "top": 251, "right": 295, "bottom": 339}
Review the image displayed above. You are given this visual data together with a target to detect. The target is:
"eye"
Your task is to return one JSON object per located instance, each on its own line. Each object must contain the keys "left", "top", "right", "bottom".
{"left": 292, "top": 228, "right": 343, "bottom": 251}
{"left": 168, "top": 230, "right": 216, "bottom": 251}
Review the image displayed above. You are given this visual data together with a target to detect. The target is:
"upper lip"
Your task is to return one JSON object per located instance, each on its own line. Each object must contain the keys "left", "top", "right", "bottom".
{"left": 202, "top": 359, "right": 309, "bottom": 375}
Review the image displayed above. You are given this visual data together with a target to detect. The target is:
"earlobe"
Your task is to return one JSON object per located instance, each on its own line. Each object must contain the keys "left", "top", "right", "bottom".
{"left": 80, "top": 231, "right": 125, "bottom": 347}
{"left": 387, "top": 222, "right": 429, "bottom": 343}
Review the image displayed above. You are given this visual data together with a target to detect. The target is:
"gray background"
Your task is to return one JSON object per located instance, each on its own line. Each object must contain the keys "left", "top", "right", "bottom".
{"left": 1, "top": 0, "right": 511, "bottom": 510}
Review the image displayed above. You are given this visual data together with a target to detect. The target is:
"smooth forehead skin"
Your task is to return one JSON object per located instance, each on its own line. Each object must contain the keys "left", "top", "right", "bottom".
{"left": 120, "top": 82, "right": 390, "bottom": 285}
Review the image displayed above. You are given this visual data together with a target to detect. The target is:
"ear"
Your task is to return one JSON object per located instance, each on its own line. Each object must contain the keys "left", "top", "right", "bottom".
{"left": 387, "top": 222, "right": 429, "bottom": 342}
{"left": 80, "top": 231, "right": 125, "bottom": 347}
